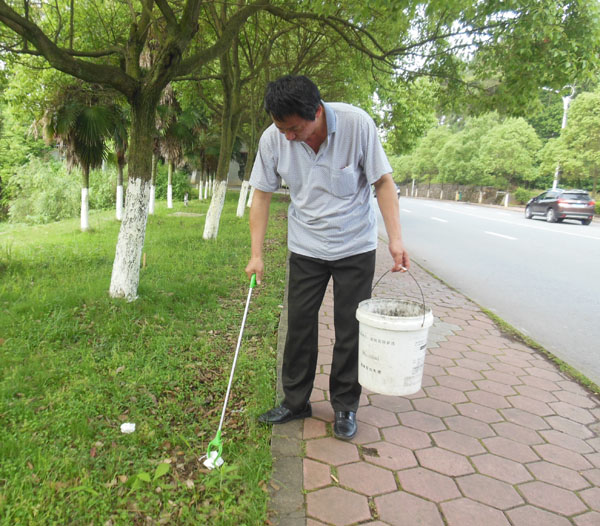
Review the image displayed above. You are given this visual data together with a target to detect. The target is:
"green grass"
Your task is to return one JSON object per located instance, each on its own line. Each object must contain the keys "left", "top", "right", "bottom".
{"left": 0, "top": 192, "right": 289, "bottom": 525}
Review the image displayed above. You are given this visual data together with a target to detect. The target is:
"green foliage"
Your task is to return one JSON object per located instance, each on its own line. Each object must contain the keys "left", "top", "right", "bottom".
{"left": 0, "top": 192, "right": 289, "bottom": 525}
{"left": 0, "top": 103, "right": 51, "bottom": 216}
{"left": 526, "top": 89, "right": 564, "bottom": 141}
{"left": 7, "top": 157, "right": 80, "bottom": 224}
{"left": 437, "top": 113, "right": 501, "bottom": 186}
{"left": 479, "top": 118, "right": 542, "bottom": 187}
{"left": 378, "top": 77, "right": 439, "bottom": 155}
{"left": 7, "top": 157, "right": 121, "bottom": 224}
{"left": 562, "top": 90, "right": 600, "bottom": 192}
{"left": 153, "top": 163, "right": 191, "bottom": 201}
{"left": 513, "top": 187, "right": 539, "bottom": 204}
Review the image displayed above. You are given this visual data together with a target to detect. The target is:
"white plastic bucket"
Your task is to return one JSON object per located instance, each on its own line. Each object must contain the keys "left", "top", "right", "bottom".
{"left": 356, "top": 299, "right": 433, "bottom": 396}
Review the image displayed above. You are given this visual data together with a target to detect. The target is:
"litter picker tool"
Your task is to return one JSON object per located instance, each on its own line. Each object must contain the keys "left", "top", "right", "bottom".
{"left": 202, "top": 274, "right": 257, "bottom": 470}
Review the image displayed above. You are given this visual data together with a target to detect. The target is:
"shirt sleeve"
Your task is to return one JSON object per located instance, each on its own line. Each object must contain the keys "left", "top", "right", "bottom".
{"left": 249, "top": 130, "right": 281, "bottom": 193}
{"left": 360, "top": 113, "right": 393, "bottom": 185}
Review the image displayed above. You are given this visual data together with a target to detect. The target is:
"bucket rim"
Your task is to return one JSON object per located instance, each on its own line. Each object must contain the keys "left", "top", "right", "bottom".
{"left": 357, "top": 298, "right": 433, "bottom": 326}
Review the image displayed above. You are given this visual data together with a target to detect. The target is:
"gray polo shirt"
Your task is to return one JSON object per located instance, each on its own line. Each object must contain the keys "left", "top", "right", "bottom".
{"left": 250, "top": 102, "right": 392, "bottom": 260}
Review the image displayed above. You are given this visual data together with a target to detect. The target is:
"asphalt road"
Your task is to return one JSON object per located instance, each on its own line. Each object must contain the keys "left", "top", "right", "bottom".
{"left": 376, "top": 197, "right": 600, "bottom": 386}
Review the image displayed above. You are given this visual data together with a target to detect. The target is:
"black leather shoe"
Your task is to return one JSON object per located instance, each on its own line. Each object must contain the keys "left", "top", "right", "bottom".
{"left": 258, "top": 403, "right": 311, "bottom": 424}
{"left": 334, "top": 411, "right": 357, "bottom": 440}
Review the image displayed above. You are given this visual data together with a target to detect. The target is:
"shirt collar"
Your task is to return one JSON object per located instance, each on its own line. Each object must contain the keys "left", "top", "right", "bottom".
{"left": 322, "top": 101, "right": 336, "bottom": 136}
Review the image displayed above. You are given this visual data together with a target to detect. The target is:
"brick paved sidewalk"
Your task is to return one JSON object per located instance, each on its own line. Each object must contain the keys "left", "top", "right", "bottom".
{"left": 267, "top": 239, "right": 600, "bottom": 526}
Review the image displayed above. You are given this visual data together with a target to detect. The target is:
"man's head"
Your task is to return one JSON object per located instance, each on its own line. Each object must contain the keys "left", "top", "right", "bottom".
{"left": 264, "top": 75, "right": 324, "bottom": 143}
{"left": 264, "top": 75, "right": 321, "bottom": 122}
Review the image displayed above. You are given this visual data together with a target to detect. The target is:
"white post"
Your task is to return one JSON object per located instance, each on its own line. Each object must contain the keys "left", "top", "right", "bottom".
{"left": 411, "top": 178, "right": 415, "bottom": 197}
{"left": 479, "top": 191, "right": 483, "bottom": 204}
{"left": 440, "top": 190, "right": 443, "bottom": 200}
{"left": 504, "top": 193, "right": 510, "bottom": 208}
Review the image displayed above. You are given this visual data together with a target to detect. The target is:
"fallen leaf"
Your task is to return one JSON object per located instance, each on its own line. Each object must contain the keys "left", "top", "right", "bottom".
{"left": 118, "top": 475, "right": 128, "bottom": 484}
{"left": 90, "top": 447, "right": 97, "bottom": 458}
{"left": 185, "top": 479, "right": 194, "bottom": 489}
{"left": 115, "top": 366, "right": 125, "bottom": 375}
{"left": 104, "top": 479, "right": 117, "bottom": 488}
{"left": 269, "top": 481, "right": 281, "bottom": 491}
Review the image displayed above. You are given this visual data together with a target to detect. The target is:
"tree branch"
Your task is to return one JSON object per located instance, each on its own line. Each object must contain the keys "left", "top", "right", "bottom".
{"left": 154, "top": 0, "right": 178, "bottom": 31}
{"left": 175, "top": 0, "right": 270, "bottom": 78}
{"left": 0, "top": 0, "right": 138, "bottom": 98}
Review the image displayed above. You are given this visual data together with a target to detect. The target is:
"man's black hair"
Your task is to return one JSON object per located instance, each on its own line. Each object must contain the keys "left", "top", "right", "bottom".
{"left": 264, "top": 75, "right": 321, "bottom": 121}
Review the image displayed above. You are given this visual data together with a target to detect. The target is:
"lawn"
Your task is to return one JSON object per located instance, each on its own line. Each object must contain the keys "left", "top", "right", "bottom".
{"left": 0, "top": 192, "right": 289, "bottom": 525}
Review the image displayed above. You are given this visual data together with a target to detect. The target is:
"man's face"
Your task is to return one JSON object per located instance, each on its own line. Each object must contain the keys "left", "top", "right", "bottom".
{"left": 271, "top": 106, "right": 323, "bottom": 143}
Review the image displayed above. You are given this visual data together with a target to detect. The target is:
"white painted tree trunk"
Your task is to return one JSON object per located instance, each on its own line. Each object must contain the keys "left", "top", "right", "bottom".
{"left": 204, "top": 179, "right": 208, "bottom": 199}
{"left": 109, "top": 178, "right": 151, "bottom": 301}
{"left": 247, "top": 186, "right": 255, "bottom": 208}
{"left": 167, "top": 185, "right": 173, "bottom": 209}
{"left": 203, "top": 180, "right": 228, "bottom": 240}
{"left": 116, "top": 185, "right": 124, "bottom": 221}
{"left": 81, "top": 187, "right": 89, "bottom": 231}
{"left": 236, "top": 181, "right": 250, "bottom": 217}
{"left": 191, "top": 169, "right": 197, "bottom": 184}
{"left": 149, "top": 185, "right": 156, "bottom": 214}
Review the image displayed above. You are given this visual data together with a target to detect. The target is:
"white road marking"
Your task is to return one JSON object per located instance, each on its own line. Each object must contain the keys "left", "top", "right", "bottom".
{"left": 485, "top": 231, "right": 517, "bottom": 240}
{"left": 404, "top": 200, "right": 600, "bottom": 241}
{"left": 431, "top": 217, "right": 448, "bottom": 223}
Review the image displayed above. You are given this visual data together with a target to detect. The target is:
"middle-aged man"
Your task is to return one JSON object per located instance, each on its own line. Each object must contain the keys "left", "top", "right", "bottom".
{"left": 245, "top": 75, "right": 409, "bottom": 440}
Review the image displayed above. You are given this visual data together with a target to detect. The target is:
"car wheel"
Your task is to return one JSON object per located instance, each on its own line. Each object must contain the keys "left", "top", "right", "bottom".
{"left": 546, "top": 208, "right": 557, "bottom": 223}
{"left": 525, "top": 206, "right": 533, "bottom": 219}
{"left": 582, "top": 218, "right": 592, "bottom": 226}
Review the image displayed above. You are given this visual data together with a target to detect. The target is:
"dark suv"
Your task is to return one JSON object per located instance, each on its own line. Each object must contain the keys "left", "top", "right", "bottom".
{"left": 525, "top": 189, "right": 595, "bottom": 225}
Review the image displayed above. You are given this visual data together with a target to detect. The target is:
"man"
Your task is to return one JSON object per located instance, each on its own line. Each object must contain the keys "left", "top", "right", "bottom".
{"left": 245, "top": 75, "right": 409, "bottom": 440}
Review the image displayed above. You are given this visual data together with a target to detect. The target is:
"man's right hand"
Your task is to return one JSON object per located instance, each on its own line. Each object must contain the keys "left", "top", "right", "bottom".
{"left": 245, "top": 257, "right": 264, "bottom": 285}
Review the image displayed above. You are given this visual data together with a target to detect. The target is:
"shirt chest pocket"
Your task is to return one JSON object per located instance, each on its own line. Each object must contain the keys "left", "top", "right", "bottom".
{"left": 330, "top": 165, "right": 358, "bottom": 197}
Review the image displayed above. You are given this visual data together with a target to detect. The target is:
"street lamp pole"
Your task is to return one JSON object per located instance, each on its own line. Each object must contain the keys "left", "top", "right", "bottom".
{"left": 552, "top": 85, "right": 576, "bottom": 190}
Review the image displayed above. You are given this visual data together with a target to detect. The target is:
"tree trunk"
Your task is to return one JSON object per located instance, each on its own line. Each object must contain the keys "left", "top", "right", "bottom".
{"left": 236, "top": 180, "right": 250, "bottom": 217}
{"left": 167, "top": 160, "right": 174, "bottom": 209}
{"left": 202, "top": 58, "right": 241, "bottom": 239}
{"left": 116, "top": 163, "right": 124, "bottom": 221}
{"left": 203, "top": 180, "right": 228, "bottom": 239}
{"left": 149, "top": 153, "right": 158, "bottom": 215}
{"left": 109, "top": 97, "right": 156, "bottom": 301}
{"left": 247, "top": 186, "right": 255, "bottom": 208}
{"left": 81, "top": 165, "right": 90, "bottom": 231}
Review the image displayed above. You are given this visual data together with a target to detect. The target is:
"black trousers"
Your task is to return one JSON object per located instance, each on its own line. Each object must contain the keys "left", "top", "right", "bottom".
{"left": 282, "top": 250, "right": 376, "bottom": 413}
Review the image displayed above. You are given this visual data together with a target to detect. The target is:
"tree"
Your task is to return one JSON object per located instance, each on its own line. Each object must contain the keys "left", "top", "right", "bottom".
{"left": 39, "top": 83, "right": 125, "bottom": 230}
{"left": 412, "top": 126, "right": 452, "bottom": 186}
{"left": 436, "top": 113, "right": 500, "bottom": 186}
{"left": 479, "top": 118, "right": 542, "bottom": 188}
{"left": 538, "top": 137, "right": 583, "bottom": 188}
{"left": 377, "top": 77, "right": 438, "bottom": 155}
{"left": 561, "top": 90, "right": 600, "bottom": 195}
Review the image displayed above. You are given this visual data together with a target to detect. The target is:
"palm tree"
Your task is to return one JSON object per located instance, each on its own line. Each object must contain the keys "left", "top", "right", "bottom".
{"left": 41, "top": 83, "right": 126, "bottom": 230}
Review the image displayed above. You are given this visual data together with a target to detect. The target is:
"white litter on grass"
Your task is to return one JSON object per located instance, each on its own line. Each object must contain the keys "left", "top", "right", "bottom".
{"left": 120, "top": 423, "right": 136, "bottom": 434}
{"left": 201, "top": 451, "right": 224, "bottom": 470}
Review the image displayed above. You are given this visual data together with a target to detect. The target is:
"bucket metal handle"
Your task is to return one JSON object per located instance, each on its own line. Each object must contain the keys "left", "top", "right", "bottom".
{"left": 371, "top": 267, "right": 427, "bottom": 327}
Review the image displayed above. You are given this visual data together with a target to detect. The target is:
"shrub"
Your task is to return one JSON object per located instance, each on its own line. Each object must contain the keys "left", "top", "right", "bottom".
{"left": 513, "top": 187, "right": 539, "bottom": 205}
{"left": 8, "top": 157, "right": 122, "bottom": 224}
{"left": 8, "top": 157, "right": 79, "bottom": 224}
{"left": 153, "top": 163, "right": 192, "bottom": 200}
